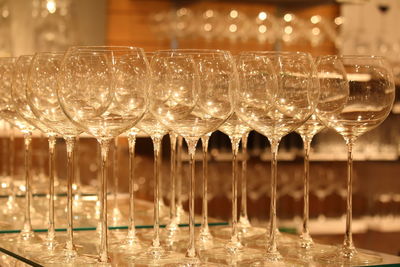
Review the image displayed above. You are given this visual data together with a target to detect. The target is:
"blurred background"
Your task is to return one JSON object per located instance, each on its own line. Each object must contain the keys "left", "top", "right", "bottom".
{"left": 0, "top": 0, "right": 399, "bottom": 257}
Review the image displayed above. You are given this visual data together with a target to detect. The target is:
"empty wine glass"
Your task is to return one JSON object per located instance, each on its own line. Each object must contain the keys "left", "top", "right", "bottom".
{"left": 204, "top": 112, "right": 262, "bottom": 264}
{"left": 197, "top": 132, "right": 214, "bottom": 250}
{"left": 12, "top": 55, "right": 61, "bottom": 252}
{"left": 26, "top": 52, "right": 97, "bottom": 264}
{"left": 237, "top": 51, "right": 315, "bottom": 265}
{"left": 149, "top": 49, "right": 235, "bottom": 265}
{"left": 316, "top": 55, "right": 395, "bottom": 265}
{"left": 134, "top": 111, "right": 186, "bottom": 264}
{"left": 110, "top": 126, "right": 142, "bottom": 254}
{"left": 238, "top": 131, "right": 266, "bottom": 237}
{"left": 57, "top": 46, "right": 149, "bottom": 264}
{"left": 0, "top": 57, "right": 41, "bottom": 245}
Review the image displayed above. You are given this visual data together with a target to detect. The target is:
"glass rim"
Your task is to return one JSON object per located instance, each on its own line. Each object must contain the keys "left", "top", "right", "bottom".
{"left": 239, "top": 50, "right": 311, "bottom": 57}
{"left": 318, "top": 54, "right": 386, "bottom": 60}
{"left": 66, "top": 46, "right": 145, "bottom": 53}
{"left": 155, "top": 48, "right": 232, "bottom": 55}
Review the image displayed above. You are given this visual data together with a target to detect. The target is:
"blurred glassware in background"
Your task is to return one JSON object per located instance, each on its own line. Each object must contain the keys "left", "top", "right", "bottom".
{"left": 0, "top": 0, "right": 12, "bottom": 56}
{"left": 32, "top": 0, "right": 77, "bottom": 52}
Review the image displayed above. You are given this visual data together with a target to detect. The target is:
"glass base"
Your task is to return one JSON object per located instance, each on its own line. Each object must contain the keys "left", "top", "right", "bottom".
{"left": 315, "top": 246, "right": 382, "bottom": 265}
{"left": 240, "top": 253, "right": 307, "bottom": 267}
{"left": 37, "top": 249, "right": 98, "bottom": 265}
{"left": 214, "top": 225, "right": 266, "bottom": 239}
{"left": 202, "top": 245, "right": 263, "bottom": 264}
{"left": 131, "top": 248, "right": 185, "bottom": 265}
{"left": 109, "top": 236, "right": 145, "bottom": 254}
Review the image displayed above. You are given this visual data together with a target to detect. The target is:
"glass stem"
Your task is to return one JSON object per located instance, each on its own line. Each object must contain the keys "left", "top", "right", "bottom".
{"left": 200, "top": 134, "right": 210, "bottom": 235}
{"left": 73, "top": 137, "right": 82, "bottom": 206}
{"left": 176, "top": 136, "right": 184, "bottom": 219}
{"left": 151, "top": 136, "right": 163, "bottom": 249}
{"left": 230, "top": 136, "right": 241, "bottom": 247}
{"left": 99, "top": 138, "right": 112, "bottom": 263}
{"left": 185, "top": 138, "right": 199, "bottom": 259}
{"left": 6, "top": 126, "right": 15, "bottom": 209}
{"left": 266, "top": 139, "right": 282, "bottom": 259}
{"left": 169, "top": 132, "right": 177, "bottom": 225}
{"left": 300, "top": 136, "right": 313, "bottom": 248}
{"left": 343, "top": 141, "right": 355, "bottom": 253}
{"left": 47, "top": 134, "right": 57, "bottom": 243}
{"left": 239, "top": 132, "right": 250, "bottom": 225}
{"left": 113, "top": 137, "right": 119, "bottom": 221}
{"left": 21, "top": 131, "right": 33, "bottom": 238}
{"left": 65, "top": 137, "right": 77, "bottom": 253}
{"left": 127, "top": 133, "right": 137, "bottom": 239}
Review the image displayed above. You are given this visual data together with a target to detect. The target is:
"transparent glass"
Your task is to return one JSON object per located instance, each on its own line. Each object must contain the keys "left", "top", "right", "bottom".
{"left": 134, "top": 112, "right": 185, "bottom": 264}
{"left": 57, "top": 46, "right": 149, "bottom": 264}
{"left": 26, "top": 52, "right": 96, "bottom": 264}
{"left": 236, "top": 51, "right": 316, "bottom": 265}
{"left": 197, "top": 133, "right": 214, "bottom": 250}
{"left": 149, "top": 49, "right": 235, "bottom": 265}
{"left": 13, "top": 55, "right": 62, "bottom": 253}
{"left": 315, "top": 55, "right": 395, "bottom": 265}
{"left": 204, "top": 113, "right": 262, "bottom": 265}
{"left": 0, "top": 57, "right": 40, "bottom": 246}
{"left": 109, "top": 128, "right": 143, "bottom": 254}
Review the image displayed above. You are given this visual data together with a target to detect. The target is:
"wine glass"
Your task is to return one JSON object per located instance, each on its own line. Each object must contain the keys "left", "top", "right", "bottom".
{"left": 133, "top": 111, "right": 186, "bottom": 264}
{"left": 315, "top": 55, "right": 395, "bottom": 265}
{"left": 12, "top": 55, "right": 62, "bottom": 252}
{"left": 197, "top": 132, "right": 214, "bottom": 250}
{"left": 57, "top": 46, "right": 149, "bottom": 264}
{"left": 203, "top": 112, "right": 262, "bottom": 264}
{"left": 26, "top": 52, "right": 97, "bottom": 264}
{"left": 238, "top": 131, "right": 266, "bottom": 237}
{"left": 0, "top": 57, "right": 41, "bottom": 245}
{"left": 236, "top": 51, "right": 316, "bottom": 265}
{"left": 149, "top": 49, "right": 235, "bottom": 265}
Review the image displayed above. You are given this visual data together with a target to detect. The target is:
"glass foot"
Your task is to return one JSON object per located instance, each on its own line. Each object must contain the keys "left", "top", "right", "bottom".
{"left": 315, "top": 246, "right": 382, "bottom": 265}
{"left": 131, "top": 248, "right": 185, "bottom": 265}
{"left": 37, "top": 249, "right": 97, "bottom": 265}
{"left": 202, "top": 245, "right": 263, "bottom": 264}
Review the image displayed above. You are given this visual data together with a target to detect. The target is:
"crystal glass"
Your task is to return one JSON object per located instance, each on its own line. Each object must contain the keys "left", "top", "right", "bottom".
{"left": 237, "top": 131, "right": 266, "bottom": 237}
{"left": 197, "top": 132, "right": 214, "bottom": 250}
{"left": 164, "top": 131, "right": 181, "bottom": 242}
{"left": 236, "top": 51, "right": 315, "bottom": 265}
{"left": 111, "top": 126, "right": 143, "bottom": 254}
{"left": 26, "top": 52, "right": 97, "bottom": 264}
{"left": 204, "top": 112, "right": 261, "bottom": 264}
{"left": 133, "top": 111, "right": 186, "bottom": 264}
{"left": 149, "top": 49, "right": 235, "bottom": 264}
{"left": 57, "top": 46, "right": 149, "bottom": 264}
{"left": 12, "top": 55, "right": 61, "bottom": 252}
{"left": 295, "top": 114, "right": 325, "bottom": 249}
{"left": 315, "top": 55, "right": 395, "bottom": 265}
{"left": 0, "top": 57, "right": 40, "bottom": 245}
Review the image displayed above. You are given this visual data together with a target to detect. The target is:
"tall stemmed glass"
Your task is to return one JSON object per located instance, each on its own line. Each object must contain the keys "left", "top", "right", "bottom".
{"left": 12, "top": 55, "right": 60, "bottom": 251}
{"left": 236, "top": 51, "right": 316, "bottom": 265}
{"left": 295, "top": 114, "right": 325, "bottom": 251}
{"left": 134, "top": 111, "right": 186, "bottom": 264}
{"left": 149, "top": 49, "right": 235, "bottom": 264}
{"left": 315, "top": 56, "right": 394, "bottom": 265}
{"left": 204, "top": 112, "right": 261, "bottom": 264}
{"left": 165, "top": 131, "right": 180, "bottom": 241}
{"left": 237, "top": 131, "right": 266, "bottom": 237}
{"left": 0, "top": 57, "right": 40, "bottom": 245}
{"left": 26, "top": 52, "right": 96, "bottom": 264}
{"left": 197, "top": 132, "right": 214, "bottom": 249}
{"left": 109, "top": 126, "right": 143, "bottom": 254}
{"left": 58, "top": 46, "right": 149, "bottom": 264}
